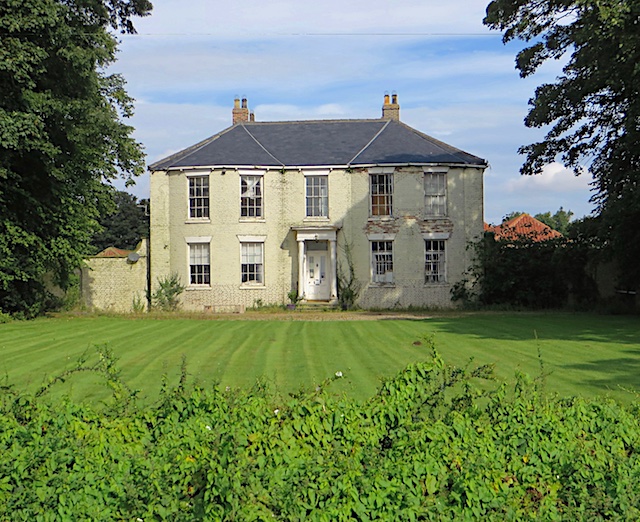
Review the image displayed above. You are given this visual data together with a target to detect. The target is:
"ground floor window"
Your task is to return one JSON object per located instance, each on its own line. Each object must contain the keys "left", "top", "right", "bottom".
{"left": 371, "top": 240, "right": 394, "bottom": 283}
{"left": 189, "top": 243, "right": 210, "bottom": 285}
{"left": 425, "top": 239, "right": 446, "bottom": 283}
{"left": 241, "top": 242, "right": 264, "bottom": 284}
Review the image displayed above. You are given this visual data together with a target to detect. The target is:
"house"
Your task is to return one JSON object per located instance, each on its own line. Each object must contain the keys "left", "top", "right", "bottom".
{"left": 148, "top": 94, "right": 487, "bottom": 310}
{"left": 486, "top": 213, "right": 563, "bottom": 242}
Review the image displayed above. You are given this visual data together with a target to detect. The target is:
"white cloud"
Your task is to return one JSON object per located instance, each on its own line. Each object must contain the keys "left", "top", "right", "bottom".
{"left": 483, "top": 162, "right": 596, "bottom": 224}
{"left": 504, "top": 162, "right": 593, "bottom": 194}
{"left": 111, "top": 0, "right": 592, "bottom": 224}
{"left": 129, "top": 0, "right": 492, "bottom": 38}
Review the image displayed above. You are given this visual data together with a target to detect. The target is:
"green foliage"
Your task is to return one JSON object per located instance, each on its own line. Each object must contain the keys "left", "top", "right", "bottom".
{"left": 2, "top": 345, "right": 640, "bottom": 519}
{"left": 453, "top": 232, "right": 598, "bottom": 309}
{"left": 337, "top": 236, "right": 362, "bottom": 310}
{"left": 535, "top": 207, "right": 574, "bottom": 236}
{"left": 502, "top": 210, "right": 524, "bottom": 222}
{"left": 151, "top": 273, "right": 185, "bottom": 311}
{"left": 0, "top": 0, "right": 152, "bottom": 318}
{"left": 131, "top": 293, "right": 147, "bottom": 313}
{"left": 287, "top": 289, "right": 301, "bottom": 305}
{"left": 91, "top": 190, "right": 150, "bottom": 253}
{"left": 484, "top": 0, "right": 640, "bottom": 289}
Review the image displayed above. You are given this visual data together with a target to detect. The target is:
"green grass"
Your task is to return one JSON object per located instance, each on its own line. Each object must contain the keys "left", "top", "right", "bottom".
{"left": 1, "top": 312, "right": 640, "bottom": 404}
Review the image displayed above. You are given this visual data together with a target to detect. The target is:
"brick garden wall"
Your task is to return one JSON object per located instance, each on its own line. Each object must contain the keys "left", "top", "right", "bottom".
{"left": 81, "top": 240, "right": 148, "bottom": 313}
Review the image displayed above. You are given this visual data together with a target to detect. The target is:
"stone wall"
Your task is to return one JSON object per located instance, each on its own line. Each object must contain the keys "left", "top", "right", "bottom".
{"left": 81, "top": 240, "right": 148, "bottom": 313}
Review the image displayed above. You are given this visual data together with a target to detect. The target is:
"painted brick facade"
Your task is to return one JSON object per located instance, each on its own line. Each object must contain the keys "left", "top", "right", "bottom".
{"left": 81, "top": 240, "right": 148, "bottom": 312}
{"left": 150, "top": 165, "right": 484, "bottom": 310}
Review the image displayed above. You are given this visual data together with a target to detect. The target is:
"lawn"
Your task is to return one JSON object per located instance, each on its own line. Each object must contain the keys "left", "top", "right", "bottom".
{"left": 1, "top": 312, "right": 639, "bottom": 404}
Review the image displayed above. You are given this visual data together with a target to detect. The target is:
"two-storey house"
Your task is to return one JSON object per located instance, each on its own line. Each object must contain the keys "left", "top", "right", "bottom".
{"left": 149, "top": 94, "right": 487, "bottom": 310}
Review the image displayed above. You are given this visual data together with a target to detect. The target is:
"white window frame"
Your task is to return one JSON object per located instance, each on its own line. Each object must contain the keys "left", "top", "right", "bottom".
{"left": 186, "top": 237, "right": 212, "bottom": 286}
{"left": 424, "top": 167, "right": 448, "bottom": 217}
{"left": 187, "top": 174, "right": 210, "bottom": 220}
{"left": 238, "top": 236, "right": 265, "bottom": 286}
{"left": 305, "top": 174, "right": 329, "bottom": 218}
{"left": 370, "top": 240, "right": 394, "bottom": 284}
{"left": 369, "top": 168, "right": 394, "bottom": 217}
{"left": 240, "top": 171, "right": 264, "bottom": 219}
{"left": 424, "top": 239, "right": 447, "bottom": 284}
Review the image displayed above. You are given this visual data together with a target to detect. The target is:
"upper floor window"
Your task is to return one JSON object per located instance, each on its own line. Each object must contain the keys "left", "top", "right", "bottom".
{"left": 189, "top": 242, "right": 210, "bottom": 285}
{"left": 241, "top": 175, "right": 263, "bottom": 218}
{"left": 188, "top": 176, "right": 209, "bottom": 219}
{"left": 371, "top": 240, "right": 394, "bottom": 283}
{"left": 425, "top": 239, "right": 446, "bottom": 283}
{"left": 241, "top": 241, "right": 264, "bottom": 284}
{"left": 306, "top": 175, "right": 328, "bottom": 218}
{"left": 370, "top": 173, "right": 393, "bottom": 216}
{"left": 424, "top": 170, "right": 447, "bottom": 217}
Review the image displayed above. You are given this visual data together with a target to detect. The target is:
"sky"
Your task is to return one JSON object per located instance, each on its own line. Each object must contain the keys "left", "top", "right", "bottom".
{"left": 110, "top": 0, "right": 596, "bottom": 225}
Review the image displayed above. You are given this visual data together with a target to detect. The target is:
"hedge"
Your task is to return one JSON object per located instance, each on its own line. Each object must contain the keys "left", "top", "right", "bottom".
{"left": 1, "top": 345, "right": 639, "bottom": 520}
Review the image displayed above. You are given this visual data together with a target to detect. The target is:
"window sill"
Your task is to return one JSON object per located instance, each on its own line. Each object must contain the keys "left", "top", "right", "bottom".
{"left": 186, "top": 285, "right": 211, "bottom": 290}
{"left": 368, "top": 216, "right": 394, "bottom": 221}
{"left": 239, "top": 218, "right": 266, "bottom": 223}
{"left": 303, "top": 216, "right": 330, "bottom": 222}
{"left": 369, "top": 282, "right": 396, "bottom": 288}
{"left": 239, "top": 284, "right": 266, "bottom": 289}
{"left": 423, "top": 282, "right": 449, "bottom": 286}
{"left": 185, "top": 219, "right": 211, "bottom": 224}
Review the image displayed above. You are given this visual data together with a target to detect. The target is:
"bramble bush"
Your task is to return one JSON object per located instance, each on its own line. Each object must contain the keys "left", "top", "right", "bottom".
{"left": 1, "top": 343, "right": 639, "bottom": 520}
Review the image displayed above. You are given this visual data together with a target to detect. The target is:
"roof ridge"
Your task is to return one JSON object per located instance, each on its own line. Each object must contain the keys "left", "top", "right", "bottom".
{"left": 507, "top": 213, "right": 528, "bottom": 226}
{"left": 239, "top": 124, "right": 285, "bottom": 166}
{"left": 347, "top": 120, "right": 390, "bottom": 165}
{"left": 242, "top": 118, "right": 383, "bottom": 125}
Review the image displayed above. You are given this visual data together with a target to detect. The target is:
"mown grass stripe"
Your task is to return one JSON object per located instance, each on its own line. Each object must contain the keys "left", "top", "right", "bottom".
{"left": 2, "top": 313, "right": 640, "bottom": 404}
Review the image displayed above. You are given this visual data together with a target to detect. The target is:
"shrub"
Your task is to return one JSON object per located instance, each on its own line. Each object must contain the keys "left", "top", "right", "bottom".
{"left": 453, "top": 232, "right": 599, "bottom": 310}
{"left": 151, "top": 273, "right": 185, "bottom": 311}
{"left": 1, "top": 346, "right": 639, "bottom": 519}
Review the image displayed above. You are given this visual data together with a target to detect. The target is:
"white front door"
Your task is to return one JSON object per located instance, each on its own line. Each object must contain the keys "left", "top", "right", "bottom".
{"left": 305, "top": 251, "right": 330, "bottom": 300}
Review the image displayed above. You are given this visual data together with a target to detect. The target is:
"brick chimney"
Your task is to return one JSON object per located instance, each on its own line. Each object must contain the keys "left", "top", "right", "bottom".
{"left": 381, "top": 92, "right": 400, "bottom": 121}
{"left": 232, "top": 96, "right": 250, "bottom": 124}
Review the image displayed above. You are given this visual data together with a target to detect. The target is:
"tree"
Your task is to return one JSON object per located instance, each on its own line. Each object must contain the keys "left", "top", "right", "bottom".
{"left": 534, "top": 207, "right": 573, "bottom": 235}
{"left": 484, "top": 0, "right": 640, "bottom": 288}
{"left": 0, "top": 0, "right": 152, "bottom": 316}
{"left": 92, "top": 191, "right": 149, "bottom": 253}
{"left": 502, "top": 211, "right": 524, "bottom": 223}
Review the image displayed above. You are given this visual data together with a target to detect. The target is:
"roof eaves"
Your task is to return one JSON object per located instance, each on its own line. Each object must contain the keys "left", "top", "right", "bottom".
{"left": 159, "top": 161, "right": 487, "bottom": 172}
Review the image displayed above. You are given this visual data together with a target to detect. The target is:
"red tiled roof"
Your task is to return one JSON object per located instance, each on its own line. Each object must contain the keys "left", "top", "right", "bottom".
{"left": 95, "top": 246, "right": 134, "bottom": 258}
{"left": 486, "top": 214, "right": 563, "bottom": 242}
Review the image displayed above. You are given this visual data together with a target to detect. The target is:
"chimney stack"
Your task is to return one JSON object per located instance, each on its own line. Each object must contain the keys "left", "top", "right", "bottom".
{"left": 381, "top": 91, "right": 400, "bottom": 121}
{"left": 232, "top": 96, "right": 250, "bottom": 124}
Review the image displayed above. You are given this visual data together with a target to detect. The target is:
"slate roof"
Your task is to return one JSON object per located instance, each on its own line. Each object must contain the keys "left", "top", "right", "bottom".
{"left": 149, "top": 119, "right": 487, "bottom": 171}
{"left": 486, "top": 214, "right": 563, "bottom": 242}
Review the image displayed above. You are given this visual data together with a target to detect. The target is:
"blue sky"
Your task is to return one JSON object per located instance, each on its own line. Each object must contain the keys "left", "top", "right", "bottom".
{"left": 111, "top": 0, "right": 595, "bottom": 224}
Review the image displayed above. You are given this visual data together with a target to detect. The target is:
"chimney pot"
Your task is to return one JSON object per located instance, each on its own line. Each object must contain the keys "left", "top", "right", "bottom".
{"left": 232, "top": 97, "right": 250, "bottom": 125}
{"left": 381, "top": 91, "right": 400, "bottom": 121}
